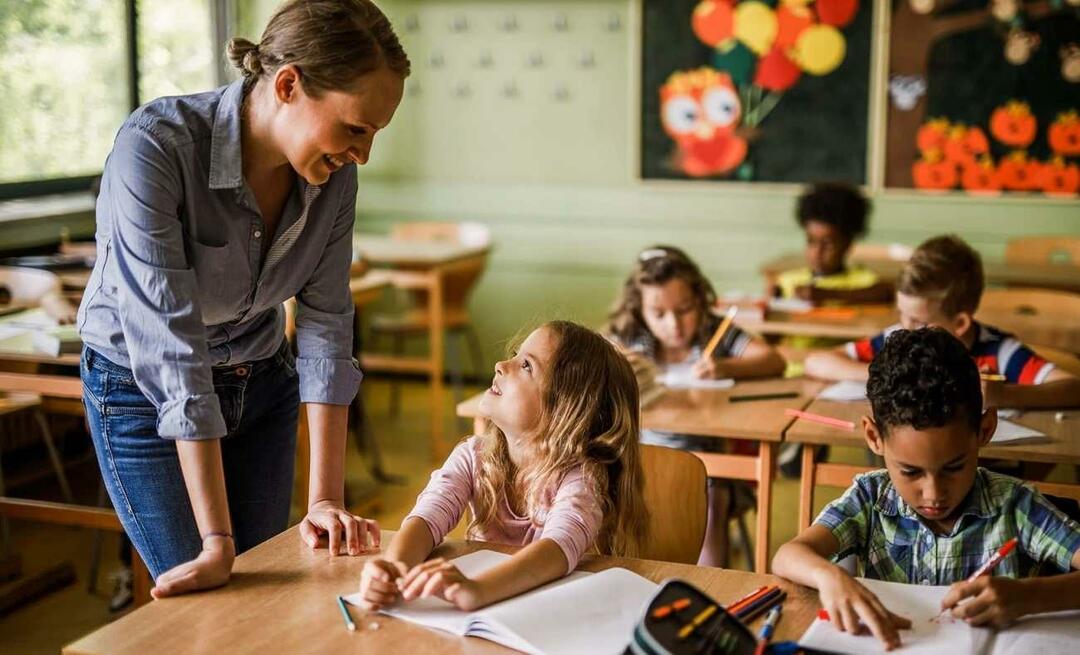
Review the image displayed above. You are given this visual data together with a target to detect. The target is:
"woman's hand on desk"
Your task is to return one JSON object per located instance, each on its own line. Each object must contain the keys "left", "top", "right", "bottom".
{"left": 300, "top": 499, "right": 380, "bottom": 556}
{"left": 150, "top": 534, "right": 235, "bottom": 598}
{"left": 399, "top": 558, "right": 486, "bottom": 611}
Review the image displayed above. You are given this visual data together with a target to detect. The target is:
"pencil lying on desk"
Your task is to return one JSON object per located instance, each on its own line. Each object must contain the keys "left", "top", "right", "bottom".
{"left": 701, "top": 306, "right": 738, "bottom": 361}
{"left": 336, "top": 595, "right": 356, "bottom": 631}
{"left": 784, "top": 408, "right": 855, "bottom": 431}
{"left": 980, "top": 373, "right": 1006, "bottom": 382}
{"left": 730, "top": 391, "right": 800, "bottom": 403}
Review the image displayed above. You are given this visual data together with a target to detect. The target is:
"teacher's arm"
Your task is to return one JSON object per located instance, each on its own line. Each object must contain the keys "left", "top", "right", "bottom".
{"left": 104, "top": 126, "right": 235, "bottom": 596}
{"left": 293, "top": 167, "right": 376, "bottom": 555}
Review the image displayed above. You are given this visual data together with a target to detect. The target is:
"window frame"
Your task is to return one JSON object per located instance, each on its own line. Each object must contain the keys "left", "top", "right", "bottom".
{"left": 0, "top": 0, "right": 231, "bottom": 201}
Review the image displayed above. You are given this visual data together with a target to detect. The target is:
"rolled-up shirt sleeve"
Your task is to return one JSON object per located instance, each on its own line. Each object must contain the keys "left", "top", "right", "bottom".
{"left": 293, "top": 167, "right": 362, "bottom": 405}
{"left": 541, "top": 469, "right": 603, "bottom": 573}
{"left": 106, "top": 124, "right": 226, "bottom": 439}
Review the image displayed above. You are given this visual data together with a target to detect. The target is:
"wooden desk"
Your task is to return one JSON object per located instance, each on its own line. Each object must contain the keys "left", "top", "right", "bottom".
{"left": 354, "top": 235, "right": 492, "bottom": 460}
{"left": 459, "top": 378, "right": 826, "bottom": 573}
{"left": 63, "top": 527, "right": 820, "bottom": 655}
{"left": 786, "top": 399, "right": 1080, "bottom": 530}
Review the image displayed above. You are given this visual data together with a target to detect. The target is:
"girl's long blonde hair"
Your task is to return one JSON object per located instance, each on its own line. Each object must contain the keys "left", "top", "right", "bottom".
{"left": 470, "top": 321, "right": 650, "bottom": 558}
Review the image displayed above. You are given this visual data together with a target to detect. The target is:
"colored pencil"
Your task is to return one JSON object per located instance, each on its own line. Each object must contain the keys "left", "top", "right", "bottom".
{"left": 730, "top": 391, "right": 800, "bottom": 403}
{"left": 736, "top": 589, "right": 786, "bottom": 623}
{"left": 724, "top": 585, "right": 769, "bottom": 613}
{"left": 785, "top": 408, "right": 855, "bottom": 431}
{"left": 701, "top": 306, "right": 738, "bottom": 361}
{"left": 980, "top": 373, "right": 1006, "bottom": 382}
{"left": 336, "top": 595, "right": 356, "bottom": 631}
{"left": 753, "top": 605, "right": 783, "bottom": 655}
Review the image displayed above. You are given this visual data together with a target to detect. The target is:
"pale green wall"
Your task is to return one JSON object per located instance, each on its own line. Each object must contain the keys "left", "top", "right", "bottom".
{"left": 225, "top": 0, "right": 1080, "bottom": 364}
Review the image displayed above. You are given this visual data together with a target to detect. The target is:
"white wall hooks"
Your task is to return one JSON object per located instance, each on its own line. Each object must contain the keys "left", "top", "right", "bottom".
{"left": 578, "top": 51, "right": 596, "bottom": 69}
{"left": 476, "top": 50, "right": 495, "bottom": 69}
{"left": 428, "top": 51, "right": 445, "bottom": 69}
{"left": 451, "top": 14, "right": 469, "bottom": 33}
{"left": 553, "top": 13, "right": 570, "bottom": 32}
{"left": 553, "top": 83, "right": 570, "bottom": 102}
{"left": 526, "top": 51, "right": 545, "bottom": 68}
{"left": 453, "top": 81, "right": 472, "bottom": 99}
{"left": 403, "top": 14, "right": 420, "bottom": 33}
{"left": 502, "top": 80, "right": 520, "bottom": 99}
{"left": 605, "top": 13, "right": 622, "bottom": 32}
{"left": 499, "top": 14, "right": 519, "bottom": 32}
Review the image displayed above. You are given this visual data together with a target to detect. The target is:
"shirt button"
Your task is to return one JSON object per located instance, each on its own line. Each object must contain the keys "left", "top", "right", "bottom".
{"left": 254, "top": 230, "right": 262, "bottom": 238}
{"left": 235, "top": 366, "right": 249, "bottom": 377}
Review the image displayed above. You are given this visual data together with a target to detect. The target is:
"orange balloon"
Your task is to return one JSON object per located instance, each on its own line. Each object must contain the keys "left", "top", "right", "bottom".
{"left": 692, "top": 0, "right": 735, "bottom": 47}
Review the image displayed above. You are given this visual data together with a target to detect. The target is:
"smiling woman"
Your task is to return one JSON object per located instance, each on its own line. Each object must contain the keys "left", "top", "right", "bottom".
{"left": 76, "top": 0, "right": 409, "bottom": 599}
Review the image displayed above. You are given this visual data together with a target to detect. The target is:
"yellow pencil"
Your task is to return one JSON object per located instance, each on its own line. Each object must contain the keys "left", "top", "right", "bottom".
{"left": 678, "top": 604, "right": 717, "bottom": 640}
{"left": 701, "top": 306, "right": 738, "bottom": 362}
{"left": 980, "top": 373, "right": 1006, "bottom": 382}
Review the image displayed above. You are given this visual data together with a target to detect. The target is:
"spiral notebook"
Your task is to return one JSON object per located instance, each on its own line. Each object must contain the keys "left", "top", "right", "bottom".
{"left": 343, "top": 550, "right": 657, "bottom": 654}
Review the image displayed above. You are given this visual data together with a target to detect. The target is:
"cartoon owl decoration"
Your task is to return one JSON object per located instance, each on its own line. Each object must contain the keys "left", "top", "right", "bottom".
{"left": 660, "top": 68, "right": 749, "bottom": 177}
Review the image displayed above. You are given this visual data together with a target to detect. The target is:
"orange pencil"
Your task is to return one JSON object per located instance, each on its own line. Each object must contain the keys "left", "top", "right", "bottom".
{"left": 702, "top": 306, "right": 738, "bottom": 361}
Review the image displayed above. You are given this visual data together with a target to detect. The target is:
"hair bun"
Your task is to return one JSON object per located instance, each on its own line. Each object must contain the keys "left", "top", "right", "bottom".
{"left": 226, "top": 37, "right": 263, "bottom": 77}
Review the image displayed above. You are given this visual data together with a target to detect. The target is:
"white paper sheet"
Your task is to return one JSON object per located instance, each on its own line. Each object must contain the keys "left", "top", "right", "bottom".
{"left": 991, "top": 419, "right": 1046, "bottom": 444}
{"left": 819, "top": 381, "right": 868, "bottom": 402}
{"left": 656, "top": 362, "right": 735, "bottom": 390}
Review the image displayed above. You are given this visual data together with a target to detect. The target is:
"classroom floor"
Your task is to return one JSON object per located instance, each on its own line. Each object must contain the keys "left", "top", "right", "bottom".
{"left": 3, "top": 379, "right": 1075, "bottom": 654}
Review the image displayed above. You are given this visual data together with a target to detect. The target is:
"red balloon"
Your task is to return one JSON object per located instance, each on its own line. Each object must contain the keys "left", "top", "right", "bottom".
{"left": 754, "top": 47, "right": 802, "bottom": 91}
{"left": 817, "top": 0, "right": 859, "bottom": 27}
{"left": 776, "top": 5, "right": 814, "bottom": 50}
{"left": 692, "top": 0, "right": 735, "bottom": 47}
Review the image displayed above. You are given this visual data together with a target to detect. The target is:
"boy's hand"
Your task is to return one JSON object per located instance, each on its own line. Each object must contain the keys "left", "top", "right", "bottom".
{"left": 400, "top": 558, "right": 486, "bottom": 611}
{"left": 692, "top": 357, "right": 726, "bottom": 380}
{"left": 941, "top": 576, "right": 1025, "bottom": 628}
{"left": 357, "top": 558, "right": 407, "bottom": 611}
{"left": 815, "top": 567, "right": 912, "bottom": 650}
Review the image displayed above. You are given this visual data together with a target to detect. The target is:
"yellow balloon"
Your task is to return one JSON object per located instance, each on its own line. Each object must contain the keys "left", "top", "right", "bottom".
{"left": 733, "top": 2, "right": 778, "bottom": 56}
{"left": 793, "top": 24, "right": 846, "bottom": 75}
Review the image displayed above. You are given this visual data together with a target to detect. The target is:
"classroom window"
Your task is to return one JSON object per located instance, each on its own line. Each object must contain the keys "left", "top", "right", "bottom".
{"left": 0, "top": 0, "right": 218, "bottom": 198}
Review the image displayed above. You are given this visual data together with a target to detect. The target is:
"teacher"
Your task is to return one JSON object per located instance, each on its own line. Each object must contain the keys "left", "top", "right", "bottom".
{"left": 76, "top": 0, "right": 408, "bottom": 597}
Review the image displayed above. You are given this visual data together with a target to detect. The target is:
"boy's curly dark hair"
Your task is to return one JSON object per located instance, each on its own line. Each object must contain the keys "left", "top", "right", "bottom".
{"left": 867, "top": 327, "right": 982, "bottom": 437}
{"left": 796, "top": 182, "right": 870, "bottom": 240}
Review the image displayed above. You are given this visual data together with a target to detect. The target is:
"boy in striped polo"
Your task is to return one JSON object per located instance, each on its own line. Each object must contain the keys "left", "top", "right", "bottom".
{"left": 774, "top": 328, "right": 1080, "bottom": 650}
{"left": 804, "top": 234, "right": 1080, "bottom": 409}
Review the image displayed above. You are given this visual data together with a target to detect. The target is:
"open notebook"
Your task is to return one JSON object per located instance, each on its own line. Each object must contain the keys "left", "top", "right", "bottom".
{"left": 343, "top": 550, "right": 657, "bottom": 655}
{"left": 656, "top": 362, "right": 735, "bottom": 390}
{"left": 798, "top": 577, "right": 1080, "bottom": 654}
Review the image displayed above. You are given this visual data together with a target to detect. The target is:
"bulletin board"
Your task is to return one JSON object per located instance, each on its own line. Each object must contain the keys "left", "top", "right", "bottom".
{"left": 886, "top": 0, "right": 1080, "bottom": 197}
{"left": 640, "top": 0, "right": 873, "bottom": 184}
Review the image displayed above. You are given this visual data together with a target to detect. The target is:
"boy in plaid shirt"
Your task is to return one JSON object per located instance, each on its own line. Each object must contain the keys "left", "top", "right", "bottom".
{"left": 773, "top": 327, "right": 1080, "bottom": 650}
{"left": 804, "top": 235, "right": 1080, "bottom": 410}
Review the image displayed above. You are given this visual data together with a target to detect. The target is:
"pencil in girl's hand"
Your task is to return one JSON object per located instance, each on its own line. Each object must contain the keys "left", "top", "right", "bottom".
{"left": 701, "top": 306, "right": 738, "bottom": 362}
{"left": 336, "top": 595, "right": 356, "bottom": 631}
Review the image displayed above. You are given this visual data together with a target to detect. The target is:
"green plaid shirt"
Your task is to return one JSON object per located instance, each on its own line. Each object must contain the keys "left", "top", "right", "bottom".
{"left": 815, "top": 468, "right": 1080, "bottom": 584}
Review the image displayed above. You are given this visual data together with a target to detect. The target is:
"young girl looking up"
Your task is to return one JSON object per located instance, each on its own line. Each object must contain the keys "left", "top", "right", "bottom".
{"left": 356, "top": 321, "right": 649, "bottom": 611}
{"left": 608, "top": 246, "right": 785, "bottom": 567}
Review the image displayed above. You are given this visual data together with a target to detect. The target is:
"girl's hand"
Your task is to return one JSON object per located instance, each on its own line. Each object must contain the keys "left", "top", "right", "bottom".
{"left": 151, "top": 534, "right": 235, "bottom": 598}
{"left": 941, "top": 576, "right": 1025, "bottom": 628}
{"left": 357, "top": 558, "right": 408, "bottom": 610}
{"left": 815, "top": 566, "right": 911, "bottom": 650}
{"left": 300, "top": 499, "right": 380, "bottom": 556}
{"left": 691, "top": 357, "right": 726, "bottom": 380}
{"left": 400, "top": 558, "right": 486, "bottom": 611}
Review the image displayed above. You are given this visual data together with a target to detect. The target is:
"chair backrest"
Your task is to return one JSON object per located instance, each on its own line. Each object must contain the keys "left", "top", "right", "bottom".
{"left": 638, "top": 444, "right": 707, "bottom": 564}
{"left": 389, "top": 222, "right": 492, "bottom": 309}
{"left": 1005, "top": 237, "right": 1080, "bottom": 267}
{"left": 978, "top": 288, "right": 1080, "bottom": 353}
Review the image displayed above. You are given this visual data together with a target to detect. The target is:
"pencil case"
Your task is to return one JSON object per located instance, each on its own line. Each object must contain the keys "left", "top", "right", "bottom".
{"left": 626, "top": 578, "right": 757, "bottom": 655}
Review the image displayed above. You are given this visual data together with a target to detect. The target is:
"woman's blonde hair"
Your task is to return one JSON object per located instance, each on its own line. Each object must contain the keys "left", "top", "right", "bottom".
{"left": 226, "top": 0, "right": 410, "bottom": 96}
{"left": 470, "top": 321, "right": 650, "bottom": 558}
{"left": 607, "top": 245, "right": 717, "bottom": 349}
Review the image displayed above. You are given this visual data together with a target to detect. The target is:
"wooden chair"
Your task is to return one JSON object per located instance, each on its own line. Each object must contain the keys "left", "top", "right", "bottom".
{"left": 638, "top": 444, "right": 708, "bottom": 565}
{"left": 1005, "top": 236, "right": 1080, "bottom": 267}
{"left": 369, "top": 222, "right": 491, "bottom": 417}
{"left": 978, "top": 288, "right": 1080, "bottom": 354}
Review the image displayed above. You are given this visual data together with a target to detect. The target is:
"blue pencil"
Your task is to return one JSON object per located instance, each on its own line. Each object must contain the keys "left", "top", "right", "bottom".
{"left": 336, "top": 595, "right": 357, "bottom": 631}
{"left": 753, "top": 605, "right": 782, "bottom": 655}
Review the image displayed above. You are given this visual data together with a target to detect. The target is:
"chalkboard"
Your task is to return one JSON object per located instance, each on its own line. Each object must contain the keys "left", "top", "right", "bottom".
{"left": 640, "top": 0, "right": 872, "bottom": 184}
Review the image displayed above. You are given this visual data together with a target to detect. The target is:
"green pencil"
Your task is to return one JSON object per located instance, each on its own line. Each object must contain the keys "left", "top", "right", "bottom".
{"left": 336, "top": 595, "right": 356, "bottom": 631}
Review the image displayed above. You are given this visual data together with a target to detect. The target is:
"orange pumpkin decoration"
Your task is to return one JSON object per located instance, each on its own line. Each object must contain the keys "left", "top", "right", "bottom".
{"left": 943, "top": 126, "right": 978, "bottom": 167}
{"left": 916, "top": 119, "right": 949, "bottom": 154}
{"left": 1039, "top": 157, "right": 1080, "bottom": 196}
{"left": 913, "top": 154, "right": 958, "bottom": 190}
{"left": 961, "top": 158, "right": 1001, "bottom": 193}
{"left": 990, "top": 101, "right": 1037, "bottom": 148}
{"left": 964, "top": 126, "right": 990, "bottom": 156}
{"left": 1048, "top": 111, "right": 1080, "bottom": 157}
{"left": 997, "top": 152, "right": 1042, "bottom": 191}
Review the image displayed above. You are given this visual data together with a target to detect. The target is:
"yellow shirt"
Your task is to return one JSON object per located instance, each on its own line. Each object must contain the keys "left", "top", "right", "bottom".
{"left": 775, "top": 266, "right": 880, "bottom": 300}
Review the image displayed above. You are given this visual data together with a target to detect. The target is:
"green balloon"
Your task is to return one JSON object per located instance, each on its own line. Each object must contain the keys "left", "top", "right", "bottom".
{"left": 711, "top": 41, "right": 756, "bottom": 85}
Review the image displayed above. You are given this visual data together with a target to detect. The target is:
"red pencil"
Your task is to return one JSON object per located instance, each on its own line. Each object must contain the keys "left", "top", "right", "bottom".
{"left": 726, "top": 585, "right": 773, "bottom": 614}
{"left": 965, "top": 538, "right": 1018, "bottom": 582}
{"left": 785, "top": 408, "right": 855, "bottom": 431}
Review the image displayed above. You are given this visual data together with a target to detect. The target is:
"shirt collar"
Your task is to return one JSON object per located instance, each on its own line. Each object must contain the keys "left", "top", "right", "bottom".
{"left": 209, "top": 80, "right": 247, "bottom": 190}
{"left": 875, "top": 468, "right": 997, "bottom": 525}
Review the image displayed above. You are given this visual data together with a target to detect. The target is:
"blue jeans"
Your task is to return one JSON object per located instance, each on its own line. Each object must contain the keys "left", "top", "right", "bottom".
{"left": 81, "top": 342, "right": 299, "bottom": 579}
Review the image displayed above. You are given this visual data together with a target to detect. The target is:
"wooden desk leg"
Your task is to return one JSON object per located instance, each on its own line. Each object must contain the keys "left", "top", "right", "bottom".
{"left": 754, "top": 442, "right": 775, "bottom": 574}
{"left": 428, "top": 271, "right": 446, "bottom": 461}
{"left": 131, "top": 550, "right": 152, "bottom": 607}
{"left": 798, "top": 445, "right": 816, "bottom": 532}
{"left": 295, "top": 404, "right": 310, "bottom": 513}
